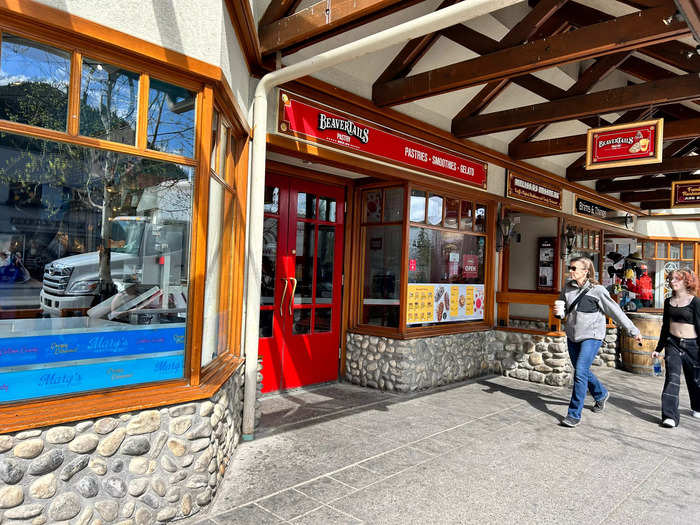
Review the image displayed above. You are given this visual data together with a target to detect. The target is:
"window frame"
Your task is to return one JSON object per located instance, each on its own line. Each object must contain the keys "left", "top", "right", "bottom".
{"left": 0, "top": 24, "right": 249, "bottom": 432}
{"left": 351, "top": 181, "right": 495, "bottom": 339}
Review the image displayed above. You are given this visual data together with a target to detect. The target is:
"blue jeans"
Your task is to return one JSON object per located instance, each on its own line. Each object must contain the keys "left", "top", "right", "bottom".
{"left": 567, "top": 339, "right": 607, "bottom": 420}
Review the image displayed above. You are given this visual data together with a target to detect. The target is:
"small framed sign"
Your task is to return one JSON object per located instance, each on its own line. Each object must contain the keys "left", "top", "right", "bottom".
{"left": 586, "top": 119, "right": 663, "bottom": 170}
{"left": 671, "top": 180, "right": 700, "bottom": 207}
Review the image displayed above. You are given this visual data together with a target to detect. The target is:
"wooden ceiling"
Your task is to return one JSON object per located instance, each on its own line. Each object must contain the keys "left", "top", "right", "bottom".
{"left": 257, "top": 0, "right": 700, "bottom": 210}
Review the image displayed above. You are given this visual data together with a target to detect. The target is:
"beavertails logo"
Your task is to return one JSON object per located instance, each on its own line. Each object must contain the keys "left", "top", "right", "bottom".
{"left": 317, "top": 113, "right": 370, "bottom": 144}
{"left": 598, "top": 137, "right": 634, "bottom": 148}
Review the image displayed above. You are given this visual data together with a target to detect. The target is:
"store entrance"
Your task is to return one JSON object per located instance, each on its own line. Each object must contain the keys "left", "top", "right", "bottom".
{"left": 258, "top": 174, "right": 345, "bottom": 393}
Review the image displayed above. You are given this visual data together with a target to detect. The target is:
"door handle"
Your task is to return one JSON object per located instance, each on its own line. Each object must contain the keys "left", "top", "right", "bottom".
{"left": 279, "top": 278, "right": 288, "bottom": 317}
{"left": 289, "top": 278, "right": 297, "bottom": 315}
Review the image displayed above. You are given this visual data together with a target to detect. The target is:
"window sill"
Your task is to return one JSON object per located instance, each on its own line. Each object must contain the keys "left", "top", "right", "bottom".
{"left": 0, "top": 356, "right": 244, "bottom": 434}
{"left": 350, "top": 321, "right": 493, "bottom": 340}
{"left": 496, "top": 327, "right": 565, "bottom": 337}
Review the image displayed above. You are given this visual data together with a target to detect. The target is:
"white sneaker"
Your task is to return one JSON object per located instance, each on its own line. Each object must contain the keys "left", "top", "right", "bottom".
{"left": 661, "top": 418, "right": 676, "bottom": 428}
{"left": 692, "top": 411, "right": 700, "bottom": 419}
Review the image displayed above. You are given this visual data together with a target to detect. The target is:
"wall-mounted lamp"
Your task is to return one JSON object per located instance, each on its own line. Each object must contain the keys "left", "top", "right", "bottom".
{"left": 561, "top": 225, "right": 576, "bottom": 259}
{"left": 496, "top": 214, "right": 518, "bottom": 252}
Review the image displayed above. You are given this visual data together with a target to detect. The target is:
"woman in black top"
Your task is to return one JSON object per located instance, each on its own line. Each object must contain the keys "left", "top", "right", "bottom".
{"left": 652, "top": 269, "right": 700, "bottom": 428}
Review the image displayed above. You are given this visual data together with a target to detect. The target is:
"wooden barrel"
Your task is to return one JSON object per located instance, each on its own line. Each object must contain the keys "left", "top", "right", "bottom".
{"left": 620, "top": 312, "right": 663, "bottom": 375}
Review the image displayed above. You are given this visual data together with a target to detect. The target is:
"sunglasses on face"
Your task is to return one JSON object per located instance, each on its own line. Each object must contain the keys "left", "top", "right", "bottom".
{"left": 568, "top": 266, "right": 582, "bottom": 271}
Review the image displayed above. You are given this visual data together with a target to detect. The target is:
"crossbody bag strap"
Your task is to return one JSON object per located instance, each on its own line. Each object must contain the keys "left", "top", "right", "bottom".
{"left": 566, "top": 282, "right": 593, "bottom": 316}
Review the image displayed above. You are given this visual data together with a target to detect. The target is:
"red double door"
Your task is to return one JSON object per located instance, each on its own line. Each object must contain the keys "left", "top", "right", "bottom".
{"left": 258, "top": 174, "right": 345, "bottom": 393}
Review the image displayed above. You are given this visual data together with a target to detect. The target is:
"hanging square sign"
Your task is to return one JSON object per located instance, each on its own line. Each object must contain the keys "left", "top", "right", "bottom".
{"left": 586, "top": 118, "right": 663, "bottom": 170}
{"left": 671, "top": 180, "right": 700, "bottom": 207}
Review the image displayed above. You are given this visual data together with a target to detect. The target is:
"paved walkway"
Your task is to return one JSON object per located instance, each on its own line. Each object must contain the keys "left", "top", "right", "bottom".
{"left": 186, "top": 368, "right": 699, "bottom": 524}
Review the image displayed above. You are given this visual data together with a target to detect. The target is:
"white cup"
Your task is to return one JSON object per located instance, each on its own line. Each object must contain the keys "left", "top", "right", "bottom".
{"left": 553, "top": 300, "right": 566, "bottom": 319}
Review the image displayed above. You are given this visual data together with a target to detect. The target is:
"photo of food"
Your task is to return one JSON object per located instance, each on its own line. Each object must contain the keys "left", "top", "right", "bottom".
{"left": 443, "top": 293, "right": 450, "bottom": 311}
{"left": 435, "top": 286, "right": 445, "bottom": 302}
{"left": 436, "top": 301, "right": 444, "bottom": 320}
{"left": 459, "top": 295, "right": 466, "bottom": 308}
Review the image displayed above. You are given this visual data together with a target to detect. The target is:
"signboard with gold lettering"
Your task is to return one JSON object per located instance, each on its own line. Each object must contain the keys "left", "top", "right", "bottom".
{"left": 506, "top": 171, "right": 562, "bottom": 210}
{"left": 586, "top": 119, "right": 663, "bottom": 170}
{"left": 671, "top": 180, "right": 700, "bottom": 207}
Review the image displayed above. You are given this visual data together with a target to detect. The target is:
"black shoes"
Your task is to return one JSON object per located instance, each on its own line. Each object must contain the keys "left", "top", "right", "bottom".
{"left": 592, "top": 392, "right": 610, "bottom": 413}
{"left": 560, "top": 416, "right": 580, "bottom": 427}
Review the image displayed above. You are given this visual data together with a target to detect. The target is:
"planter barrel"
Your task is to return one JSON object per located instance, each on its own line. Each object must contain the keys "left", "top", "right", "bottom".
{"left": 620, "top": 312, "right": 663, "bottom": 375}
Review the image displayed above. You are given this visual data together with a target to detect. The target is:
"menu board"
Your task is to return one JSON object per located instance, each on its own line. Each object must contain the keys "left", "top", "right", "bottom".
{"left": 407, "top": 283, "right": 485, "bottom": 325}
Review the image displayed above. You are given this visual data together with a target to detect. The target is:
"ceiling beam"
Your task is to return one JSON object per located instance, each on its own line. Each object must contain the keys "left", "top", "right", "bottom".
{"left": 640, "top": 199, "right": 672, "bottom": 210}
{"left": 596, "top": 172, "right": 697, "bottom": 193}
{"left": 567, "top": 155, "right": 700, "bottom": 181}
{"left": 454, "top": 74, "right": 700, "bottom": 138}
{"left": 510, "top": 117, "right": 700, "bottom": 159}
{"left": 259, "top": 0, "right": 420, "bottom": 55}
{"left": 620, "top": 189, "right": 671, "bottom": 202}
{"left": 373, "top": 6, "right": 685, "bottom": 107}
{"left": 510, "top": 51, "right": 630, "bottom": 146}
{"left": 559, "top": 1, "right": 700, "bottom": 73}
{"left": 454, "top": 2, "right": 570, "bottom": 120}
{"left": 375, "top": 0, "right": 458, "bottom": 84}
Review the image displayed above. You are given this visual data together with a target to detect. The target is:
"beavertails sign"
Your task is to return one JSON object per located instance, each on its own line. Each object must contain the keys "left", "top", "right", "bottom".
{"left": 586, "top": 119, "right": 663, "bottom": 170}
{"left": 278, "top": 91, "right": 487, "bottom": 188}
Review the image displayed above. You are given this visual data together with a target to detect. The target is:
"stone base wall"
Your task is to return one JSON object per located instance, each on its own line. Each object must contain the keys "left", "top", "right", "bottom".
{"left": 346, "top": 328, "right": 622, "bottom": 393}
{"left": 345, "top": 331, "right": 499, "bottom": 393}
{"left": 0, "top": 365, "right": 245, "bottom": 524}
{"left": 508, "top": 319, "right": 549, "bottom": 331}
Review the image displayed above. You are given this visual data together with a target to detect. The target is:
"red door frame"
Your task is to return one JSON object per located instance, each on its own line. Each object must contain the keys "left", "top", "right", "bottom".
{"left": 258, "top": 174, "right": 345, "bottom": 393}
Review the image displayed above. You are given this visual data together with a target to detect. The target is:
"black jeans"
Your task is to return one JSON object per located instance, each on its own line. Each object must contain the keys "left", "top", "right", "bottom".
{"left": 661, "top": 335, "right": 700, "bottom": 426}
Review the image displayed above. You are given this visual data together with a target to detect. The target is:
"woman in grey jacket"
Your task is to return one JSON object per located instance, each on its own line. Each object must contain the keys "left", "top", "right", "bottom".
{"left": 557, "top": 257, "right": 642, "bottom": 427}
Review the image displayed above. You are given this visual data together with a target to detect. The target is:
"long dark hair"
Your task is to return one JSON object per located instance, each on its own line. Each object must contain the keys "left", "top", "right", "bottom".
{"left": 569, "top": 256, "right": 599, "bottom": 285}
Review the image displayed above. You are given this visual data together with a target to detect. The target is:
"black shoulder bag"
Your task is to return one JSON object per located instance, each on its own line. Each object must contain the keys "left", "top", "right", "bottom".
{"left": 566, "top": 282, "right": 593, "bottom": 316}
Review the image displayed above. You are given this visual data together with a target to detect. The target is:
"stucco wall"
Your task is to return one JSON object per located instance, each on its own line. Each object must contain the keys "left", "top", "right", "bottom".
{"left": 35, "top": 0, "right": 251, "bottom": 120}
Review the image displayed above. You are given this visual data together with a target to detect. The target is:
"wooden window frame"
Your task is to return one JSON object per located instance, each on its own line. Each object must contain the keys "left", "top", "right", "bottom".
{"left": 0, "top": 25, "right": 249, "bottom": 433}
{"left": 351, "top": 181, "right": 495, "bottom": 340}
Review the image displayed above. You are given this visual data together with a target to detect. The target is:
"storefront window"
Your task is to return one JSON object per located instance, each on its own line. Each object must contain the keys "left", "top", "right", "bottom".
{"left": 634, "top": 240, "right": 698, "bottom": 308}
{"left": 407, "top": 193, "right": 487, "bottom": 327}
{"left": 80, "top": 58, "right": 139, "bottom": 144}
{"left": 0, "top": 34, "right": 70, "bottom": 131}
{"left": 410, "top": 189, "right": 425, "bottom": 223}
{"left": 360, "top": 186, "right": 404, "bottom": 327}
{"left": 362, "top": 225, "right": 402, "bottom": 327}
{"left": 0, "top": 131, "right": 193, "bottom": 403}
{"left": 147, "top": 78, "right": 195, "bottom": 158}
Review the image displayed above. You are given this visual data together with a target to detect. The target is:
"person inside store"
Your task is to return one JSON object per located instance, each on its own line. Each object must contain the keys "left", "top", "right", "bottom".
{"left": 554, "top": 257, "right": 642, "bottom": 427}
{"left": 651, "top": 269, "right": 700, "bottom": 428}
{"left": 625, "top": 263, "right": 653, "bottom": 308}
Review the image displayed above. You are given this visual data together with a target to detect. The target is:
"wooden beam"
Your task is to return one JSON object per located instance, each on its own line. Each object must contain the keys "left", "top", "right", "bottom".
{"left": 375, "top": 0, "right": 458, "bottom": 84}
{"left": 260, "top": 0, "right": 417, "bottom": 54}
{"left": 675, "top": 0, "right": 700, "bottom": 40}
{"left": 560, "top": 1, "right": 700, "bottom": 73}
{"left": 373, "top": 6, "right": 685, "bottom": 107}
{"left": 640, "top": 199, "right": 673, "bottom": 209}
{"left": 510, "top": 117, "right": 700, "bottom": 159}
{"left": 454, "top": 2, "right": 569, "bottom": 120}
{"left": 454, "top": 74, "right": 700, "bottom": 138}
{"left": 510, "top": 51, "right": 630, "bottom": 146}
{"left": 568, "top": 155, "right": 700, "bottom": 181}
{"left": 596, "top": 173, "right": 696, "bottom": 193}
{"left": 620, "top": 189, "right": 671, "bottom": 202}
{"left": 259, "top": 0, "right": 303, "bottom": 27}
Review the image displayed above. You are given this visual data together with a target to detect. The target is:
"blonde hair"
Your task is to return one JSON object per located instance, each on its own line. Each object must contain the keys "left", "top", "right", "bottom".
{"left": 569, "top": 256, "right": 599, "bottom": 285}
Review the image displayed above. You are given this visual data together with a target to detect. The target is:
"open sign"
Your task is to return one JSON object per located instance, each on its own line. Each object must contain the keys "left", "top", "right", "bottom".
{"left": 462, "top": 254, "right": 478, "bottom": 278}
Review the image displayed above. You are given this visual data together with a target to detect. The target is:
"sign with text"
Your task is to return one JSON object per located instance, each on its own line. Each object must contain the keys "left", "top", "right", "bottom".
{"left": 406, "top": 283, "right": 484, "bottom": 325}
{"left": 278, "top": 91, "right": 487, "bottom": 188}
{"left": 671, "top": 180, "right": 700, "bottom": 207}
{"left": 506, "top": 171, "right": 562, "bottom": 210}
{"left": 586, "top": 119, "right": 663, "bottom": 170}
{"left": 0, "top": 325, "right": 185, "bottom": 403}
{"left": 573, "top": 196, "right": 633, "bottom": 228}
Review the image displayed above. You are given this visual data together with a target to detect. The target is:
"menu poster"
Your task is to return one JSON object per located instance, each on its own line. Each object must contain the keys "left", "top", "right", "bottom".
{"left": 406, "top": 283, "right": 485, "bottom": 325}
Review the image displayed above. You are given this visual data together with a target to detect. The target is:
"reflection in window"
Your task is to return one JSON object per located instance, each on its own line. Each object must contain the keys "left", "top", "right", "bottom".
{"left": 297, "top": 192, "right": 316, "bottom": 219}
{"left": 0, "top": 131, "right": 193, "bottom": 403}
{"left": 410, "top": 189, "right": 426, "bottom": 223}
{"left": 264, "top": 186, "right": 279, "bottom": 214}
{"left": 80, "top": 58, "right": 139, "bottom": 144}
{"left": 409, "top": 228, "right": 485, "bottom": 285}
{"left": 295, "top": 222, "right": 314, "bottom": 304}
{"left": 315, "top": 308, "right": 332, "bottom": 333}
{"left": 460, "top": 201, "right": 473, "bottom": 230}
{"left": 474, "top": 203, "right": 487, "bottom": 232}
{"left": 147, "top": 78, "right": 195, "bottom": 157}
{"left": 202, "top": 178, "right": 229, "bottom": 367}
{"left": 445, "top": 199, "right": 458, "bottom": 229}
{"left": 293, "top": 308, "right": 311, "bottom": 335}
{"left": 383, "top": 187, "right": 404, "bottom": 222}
{"left": 261, "top": 218, "right": 278, "bottom": 306}
{"left": 316, "top": 226, "right": 335, "bottom": 304}
{"left": 682, "top": 243, "right": 694, "bottom": 260}
{"left": 427, "top": 194, "right": 443, "bottom": 225}
{"left": 364, "top": 189, "right": 382, "bottom": 222}
{"left": 362, "top": 225, "right": 402, "bottom": 327}
{"left": 0, "top": 34, "right": 70, "bottom": 131}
